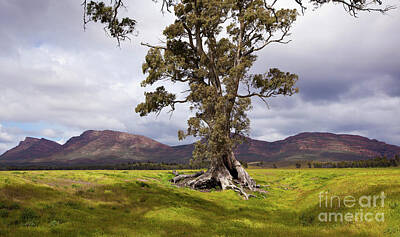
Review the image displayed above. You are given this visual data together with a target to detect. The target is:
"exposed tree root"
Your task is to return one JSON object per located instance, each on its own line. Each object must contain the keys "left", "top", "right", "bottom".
{"left": 171, "top": 153, "right": 261, "bottom": 200}
{"left": 171, "top": 171, "right": 204, "bottom": 183}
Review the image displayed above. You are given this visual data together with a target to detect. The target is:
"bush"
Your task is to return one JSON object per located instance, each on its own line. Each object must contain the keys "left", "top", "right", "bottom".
{"left": 19, "top": 208, "right": 39, "bottom": 225}
{"left": 49, "top": 220, "right": 60, "bottom": 227}
{"left": 137, "top": 181, "right": 150, "bottom": 188}
{"left": 8, "top": 203, "right": 20, "bottom": 210}
{"left": 299, "top": 212, "right": 315, "bottom": 226}
{"left": 0, "top": 201, "right": 20, "bottom": 210}
{"left": 65, "top": 200, "right": 81, "bottom": 209}
{"left": 0, "top": 209, "right": 9, "bottom": 218}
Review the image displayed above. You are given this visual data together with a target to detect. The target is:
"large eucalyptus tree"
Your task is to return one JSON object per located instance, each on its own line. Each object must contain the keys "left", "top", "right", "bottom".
{"left": 83, "top": 0, "right": 393, "bottom": 198}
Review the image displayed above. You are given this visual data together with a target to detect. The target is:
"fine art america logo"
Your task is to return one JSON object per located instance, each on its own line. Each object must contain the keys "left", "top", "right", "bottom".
{"left": 318, "top": 191, "right": 385, "bottom": 222}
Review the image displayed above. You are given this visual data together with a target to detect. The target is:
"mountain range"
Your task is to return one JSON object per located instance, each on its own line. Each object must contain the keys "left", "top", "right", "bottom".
{"left": 0, "top": 130, "right": 399, "bottom": 166}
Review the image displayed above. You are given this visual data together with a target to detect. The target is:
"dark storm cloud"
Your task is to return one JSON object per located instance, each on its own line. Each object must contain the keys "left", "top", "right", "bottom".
{"left": 296, "top": 77, "right": 351, "bottom": 102}
{"left": 383, "top": 74, "right": 400, "bottom": 97}
{"left": 254, "top": 4, "right": 400, "bottom": 104}
{"left": 247, "top": 3, "right": 400, "bottom": 146}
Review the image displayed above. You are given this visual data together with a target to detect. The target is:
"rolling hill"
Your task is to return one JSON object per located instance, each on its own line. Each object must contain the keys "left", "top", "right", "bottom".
{"left": 0, "top": 130, "right": 399, "bottom": 166}
{"left": 0, "top": 137, "right": 62, "bottom": 162}
{"left": 236, "top": 132, "right": 400, "bottom": 162}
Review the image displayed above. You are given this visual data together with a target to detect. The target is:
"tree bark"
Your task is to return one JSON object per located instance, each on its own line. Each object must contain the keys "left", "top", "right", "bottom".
{"left": 172, "top": 150, "right": 257, "bottom": 199}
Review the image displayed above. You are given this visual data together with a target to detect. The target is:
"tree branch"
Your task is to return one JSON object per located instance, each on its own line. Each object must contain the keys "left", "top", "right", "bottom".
{"left": 243, "top": 27, "right": 291, "bottom": 57}
{"left": 141, "top": 42, "right": 168, "bottom": 50}
{"left": 294, "top": 0, "right": 395, "bottom": 16}
{"left": 328, "top": 0, "right": 395, "bottom": 16}
{"left": 181, "top": 22, "right": 197, "bottom": 51}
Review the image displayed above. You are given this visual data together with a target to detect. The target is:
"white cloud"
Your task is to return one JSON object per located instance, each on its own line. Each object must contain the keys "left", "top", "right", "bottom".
{"left": 250, "top": 93, "right": 400, "bottom": 145}
{"left": 0, "top": 124, "right": 13, "bottom": 143}
{"left": 0, "top": 124, "right": 20, "bottom": 155}
{"left": 40, "top": 128, "right": 57, "bottom": 138}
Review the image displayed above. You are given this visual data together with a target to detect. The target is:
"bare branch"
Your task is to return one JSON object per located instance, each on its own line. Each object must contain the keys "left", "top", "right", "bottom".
{"left": 141, "top": 42, "right": 168, "bottom": 50}
{"left": 82, "top": 0, "right": 88, "bottom": 31}
{"left": 328, "top": 0, "right": 395, "bottom": 16}
{"left": 295, "top": 0, "right": 307, "bottom": 14}
{"left": 243, "top": 28, "right": 291, "bottom": 57}
{"left": 263, "top": 0, "right": 280, "bottom": 23}
{"left": 181, "top": 22, "right": 197, "bottom": 51}
{"left": 294, "top": 0, "right": 395, "bottom": 16}
{"left": 170, "top": 98, "right": 189, "bottom": 110}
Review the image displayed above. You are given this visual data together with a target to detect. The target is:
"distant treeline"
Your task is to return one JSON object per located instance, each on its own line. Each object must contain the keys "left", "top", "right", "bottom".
{"left": 3, "top": 156, "right": 398, "bottom": 170}
{"left": 0, "top": 161, "right": 195, "bottom": 171}
{"left": 309, "top": 155, "right": 400, "bottom": 169}
{"left": 0, "top": 160, "right": 248, "bottom": 171}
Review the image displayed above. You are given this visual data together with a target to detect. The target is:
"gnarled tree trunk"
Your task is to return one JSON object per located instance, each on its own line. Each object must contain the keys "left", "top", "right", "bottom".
{"left": 172, "top": 150, "right": 257, "bottom": 199}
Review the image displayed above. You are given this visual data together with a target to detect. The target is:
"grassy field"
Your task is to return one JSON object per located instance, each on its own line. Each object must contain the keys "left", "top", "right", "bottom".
{"left": 0, "top": 168, "right": 400, "bottom": 236}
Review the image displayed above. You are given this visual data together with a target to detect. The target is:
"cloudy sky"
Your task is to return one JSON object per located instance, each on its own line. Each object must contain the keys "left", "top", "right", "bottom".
{"left": 0, "top": 0, "right": 399, "bottom": 154}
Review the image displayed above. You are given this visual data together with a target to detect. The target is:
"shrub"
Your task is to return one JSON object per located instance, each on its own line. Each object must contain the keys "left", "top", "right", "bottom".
{"left": 0, "top": 201, "right": 20, "bottom": 210}
{"left": 8, "top": 203, "right": 20, "bottom": 210}
{"left": 65, "top": 201, "right": 81, "bottom": 209}
{"left": 19, "top": 208, "right": 39, "bottom": 226}
{"left": 0, "top": 209, "right": 9, "bottom": 218}
{"left": 137, "top": 181, "right": 150, "bottom": 188}
{"left": 299, "top": 212, "right": 315, "bottom": 226}
{"left": 49, "top": 220, "right": 60, "bottom": 227}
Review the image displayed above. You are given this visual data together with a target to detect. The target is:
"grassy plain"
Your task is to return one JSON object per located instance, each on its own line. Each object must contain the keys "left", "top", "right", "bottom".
{"left": 0, "top": 168, "right": 400, "bottom": 236}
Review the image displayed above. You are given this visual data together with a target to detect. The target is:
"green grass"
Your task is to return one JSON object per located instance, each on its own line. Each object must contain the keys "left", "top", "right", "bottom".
{"left": 0, "top": 168, "right": 400, "bottom": 236}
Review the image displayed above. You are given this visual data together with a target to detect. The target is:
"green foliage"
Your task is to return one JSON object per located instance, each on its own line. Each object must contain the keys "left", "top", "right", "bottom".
{"left": 0, "top": 201, "right": 20, "bottom": 210}
{"left": 19, "top": 208, "right": 39, "bottom": 225}
{"left": 84, "top": 0, "right": 136, "bottom": 44}
{"left": 134, "top": 86, "right": 176, "bottom": 116}
{"left": 0, "top": 209, "right": 9, "bottom": 218}
{"left": 65, "top": 201, "right": 82, "bottom": 209}
{"left": 312, "top": 155, "right": 400, "bottom": 168}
